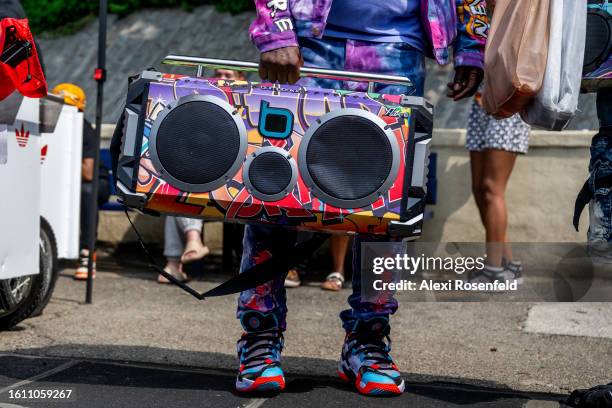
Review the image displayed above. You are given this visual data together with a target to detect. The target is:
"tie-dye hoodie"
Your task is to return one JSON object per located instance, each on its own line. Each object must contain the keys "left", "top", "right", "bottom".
{"left": 250, "top": 0, "right": 488, "bottom": 68}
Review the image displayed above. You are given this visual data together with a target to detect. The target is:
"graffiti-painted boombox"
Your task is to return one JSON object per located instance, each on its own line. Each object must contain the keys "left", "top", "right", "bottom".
{"left": 113, "top": 57, "right": 433, "bottom": 238}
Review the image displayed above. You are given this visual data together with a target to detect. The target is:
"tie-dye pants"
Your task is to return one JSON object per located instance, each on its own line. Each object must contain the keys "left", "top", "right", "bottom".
{"left": 237, "top": 36, "right": 426, "bottom": 331}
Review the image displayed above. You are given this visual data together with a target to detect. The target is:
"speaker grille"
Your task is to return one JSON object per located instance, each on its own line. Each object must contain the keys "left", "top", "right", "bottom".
{"left": 584, "top": 11, "right": 612, "bottom": 73}
{"left": 305, "top": 115, "right": 394, "bottom": 202}
{"left": 248, "top": 152, "right": 292, "bottom": 196}
{"left": 155, "top": 100, "right": 241, "bottom": 187}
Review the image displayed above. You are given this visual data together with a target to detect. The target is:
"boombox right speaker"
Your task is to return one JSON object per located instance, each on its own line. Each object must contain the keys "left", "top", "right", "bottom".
{"left": 582, "top": 0, "right": 612, "bottom": 91}
{"left": 112, "top": 61, "right": 433, "bottom": 238}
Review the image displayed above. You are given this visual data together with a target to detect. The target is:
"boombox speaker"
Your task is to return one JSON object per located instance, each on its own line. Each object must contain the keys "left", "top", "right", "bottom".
{"left": 112, "top": 56, "right": 433, "bottom": 238}
{"left": 582, "top": 0, "right": 612, "bottom": 91}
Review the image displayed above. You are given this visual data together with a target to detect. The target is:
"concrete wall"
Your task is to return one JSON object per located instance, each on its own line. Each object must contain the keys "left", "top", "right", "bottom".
{"left": 98, "top": 126, "right": 594, "bottom": 248}
{"left": 98, "top": 211, "right": 223, "bottom": 254}
{"left": 422, "top": 130, "right": 592, "bottom": 243}
{"left": 37, "top": 5, "right": 598, "bottom": 130}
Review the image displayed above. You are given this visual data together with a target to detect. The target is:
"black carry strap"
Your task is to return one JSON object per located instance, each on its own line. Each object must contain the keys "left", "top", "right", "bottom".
{"left": 573, "top": 173, "right": 612, "bottom": 231}
{"left": 573, "top": 180, "right": 593, "bottom": 232}
{"left": 567, "top": 382, "right": 612, "bottom": 407}
{"left": 125, "top": 209, "right": 328, "bottom": 299}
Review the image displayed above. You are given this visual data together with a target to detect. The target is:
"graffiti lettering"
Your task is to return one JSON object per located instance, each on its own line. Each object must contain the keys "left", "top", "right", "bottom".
{"left": 465, "top": 0, "right": 489, "bottom": 40}
{"left": 266, "top": 0, "right": 288, "bottom": 18}
{"left": 274, "top": 18, "right": 294, "bottom": 32}
{"left": 384, "top": 106, "right": 410, "bottom": 117}
{"left": 468, "top": 0, "right": 486, "bottom": 16}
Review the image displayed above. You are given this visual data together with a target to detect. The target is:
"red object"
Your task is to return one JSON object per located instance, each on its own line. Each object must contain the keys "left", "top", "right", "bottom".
{"left": 93, "top": 68, "right": 105, "bottom": 82}
{"left": 0, "top": 18, "right": 47, "bottom": 101}
{"left": 40, "top": 144, "right": 48, "bottom": 163}
{"left": 15, "top": 123, "right": 29, "bottom": 147}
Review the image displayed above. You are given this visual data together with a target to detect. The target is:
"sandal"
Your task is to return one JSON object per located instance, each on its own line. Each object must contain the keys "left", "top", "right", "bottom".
{"left": 158, "top": 263, "right": 189, "bottom": 284}
{"left": 321, "top": 272, "right": 344, "bottom": 291}
{"left": 180, "top": 241, "right": 210, "bottom": 264}
{"left": 284, "top": 268, "right": 302, "bottom": 288}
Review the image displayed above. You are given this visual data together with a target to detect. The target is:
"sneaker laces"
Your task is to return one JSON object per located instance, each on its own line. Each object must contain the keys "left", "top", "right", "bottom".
{"left": 238, "top": 329, "right": 283, "bottom": 372}
{"left": 347, "top": 332, "right": 395, "bottom": 370}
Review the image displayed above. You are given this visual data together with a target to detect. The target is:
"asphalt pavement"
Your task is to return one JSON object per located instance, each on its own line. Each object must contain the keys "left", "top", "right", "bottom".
{"left": 0, "top": 253, "right": 610, "bottom": 407}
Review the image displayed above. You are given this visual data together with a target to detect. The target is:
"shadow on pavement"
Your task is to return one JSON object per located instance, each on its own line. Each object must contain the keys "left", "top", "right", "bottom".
{"left": 0, "top": 345, "right": 569, "bottom": 408}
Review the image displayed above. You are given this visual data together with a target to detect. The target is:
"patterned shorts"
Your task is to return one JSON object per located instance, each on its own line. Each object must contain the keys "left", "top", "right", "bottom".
{"left": 465, "top": 99, "right": 531, "bottom": 154}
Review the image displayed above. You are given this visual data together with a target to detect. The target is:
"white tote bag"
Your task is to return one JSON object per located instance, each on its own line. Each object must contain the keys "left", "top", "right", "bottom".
{"left": 521, "top": 0, "right": 587, "bottom": 131}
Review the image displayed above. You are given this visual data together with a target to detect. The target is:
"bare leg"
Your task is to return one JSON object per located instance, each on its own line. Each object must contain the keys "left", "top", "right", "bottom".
{"left": 472, "top": 149, "right": 517, "bottom": 267}
{"left": 331, "top": 235, "right": 350, "bottom": 274}
{"left": 470, "top": 151, "right": 486, "bottom": 225}
{"left": 177, "top": 218, "right": 209, "bottom": 264}
{"left": 185, "top": 229, "right": 202, "bottom": 244}
{"left": 322, "top": 235, "right": 350, "bottom": 291}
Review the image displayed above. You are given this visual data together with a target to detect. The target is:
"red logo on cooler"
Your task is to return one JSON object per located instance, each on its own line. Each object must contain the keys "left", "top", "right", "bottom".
{"left": 40, "top": 144, "right": 48, "bottom": 164}
{"left": 15, "top": 124, "right": 29, "bottom": 147}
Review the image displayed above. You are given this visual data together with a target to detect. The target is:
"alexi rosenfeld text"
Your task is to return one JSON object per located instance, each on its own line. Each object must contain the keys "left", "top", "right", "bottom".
{"left": 370, "top": 254, "right": 519, "bottom": 292}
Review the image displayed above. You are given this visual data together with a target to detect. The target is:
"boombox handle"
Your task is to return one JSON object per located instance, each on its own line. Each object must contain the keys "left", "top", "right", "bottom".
{"left": 162, "top": 55, "right": 413, "bottom": 93}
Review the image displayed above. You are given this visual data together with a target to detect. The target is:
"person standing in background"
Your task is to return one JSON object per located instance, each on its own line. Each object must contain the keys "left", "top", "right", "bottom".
{"left": 320, "top": 235, "right": 350, "bottom": 291}
{"left": 465, "top": 93, "right": 530, "bottom": 283}
{"left": 464, "top": 0, "right": 528, "bottom": 284}
{"left": 159, "top": 216, "right": 209, "bottom": 283}
{"left": 580, "top": 88, "right": 612, "bottom": 262}
{"left": 52, "top": 83, "right": 110, "bottom": 280}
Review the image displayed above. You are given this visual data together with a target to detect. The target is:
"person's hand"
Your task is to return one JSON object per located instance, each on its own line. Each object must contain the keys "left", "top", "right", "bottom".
{"left": 259, "top": 46, "right": 303, "bottom": 84}
{"left": 446, "top": 66, "right": 484, "bottom": 101}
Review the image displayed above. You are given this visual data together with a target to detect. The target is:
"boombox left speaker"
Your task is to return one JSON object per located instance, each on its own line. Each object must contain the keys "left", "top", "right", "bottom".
{"left": 112, "top": 57, "right": 433, "bottom": 238}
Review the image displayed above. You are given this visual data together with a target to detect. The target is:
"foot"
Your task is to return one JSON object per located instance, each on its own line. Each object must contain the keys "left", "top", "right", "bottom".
{"left": 284, "top": 269, "right": 301, "bottom": 288}
{"left": 157, "top": 262, "right": 189, "bottom": 284}
{"left": 467, "top": 263, "right": 522, "bottom": 288}
{"left": 339, "top": 317, "right": 404, "bottom": 396}
{"left": 321, "top": 272, "right": 344, "bottom": 291}
{"left": 236, "top": 311, "right": 285, "bottom": 393}
{"left": 75, "top": 249, "right": 96, "bottom": 280}
{"left": 180, "top": 241, "right": 210, "bottom": 264}
{"left": 503, "top": 258, "right": 523, "bottom": 284}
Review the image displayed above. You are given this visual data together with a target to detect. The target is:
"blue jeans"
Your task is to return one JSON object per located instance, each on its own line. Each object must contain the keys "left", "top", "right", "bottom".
{"left": 588, "top": 89, "right": 612, "bottom": 260}
{"left": 237, "top": 36, "right": 426, "bottom": 331}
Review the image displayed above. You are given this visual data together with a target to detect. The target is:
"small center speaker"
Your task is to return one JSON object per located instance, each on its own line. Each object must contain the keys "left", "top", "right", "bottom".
{"left": 243, "top": 146, "right": 298, "bottom": 202}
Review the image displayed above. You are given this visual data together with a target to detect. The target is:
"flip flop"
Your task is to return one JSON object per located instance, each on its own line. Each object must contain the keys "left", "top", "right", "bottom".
{"left": 180, "top": 241, "right": 210, "bottom": 264}
{"left": 158, "top": 264, "right": 189, "bottom": 284}
{"left": 321, "top": 272, "right": 344, "bottom": 291}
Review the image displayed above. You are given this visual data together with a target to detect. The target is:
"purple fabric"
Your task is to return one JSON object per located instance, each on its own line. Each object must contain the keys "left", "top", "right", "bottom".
{"left": 323, "top": 0, "right": 424, "bottom": 51}
{"left": 236, "top": 36, "right": 424, "bottom": 331}
{"left": 249, "top": 0, "right": 489, "bottom": 68}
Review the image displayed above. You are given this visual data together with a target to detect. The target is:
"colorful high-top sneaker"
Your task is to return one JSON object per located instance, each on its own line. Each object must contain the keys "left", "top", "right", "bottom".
{"left": 236, "top": 311, "right": 285, "bottom": 393}
{"left": 338, "top": 317, "right": 404, "bottom": 396}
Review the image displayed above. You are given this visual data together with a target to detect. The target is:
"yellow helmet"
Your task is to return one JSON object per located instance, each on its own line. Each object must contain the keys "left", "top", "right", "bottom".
{"left": 52, "top": 83, "right": 86, "bottom": 110}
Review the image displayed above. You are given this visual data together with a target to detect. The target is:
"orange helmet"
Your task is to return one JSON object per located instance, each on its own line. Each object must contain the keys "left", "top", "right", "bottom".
{"left": 51, "top": 83, "right": 86, "bottom": 110}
